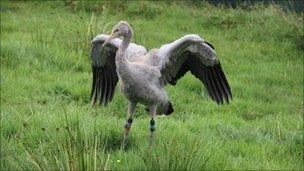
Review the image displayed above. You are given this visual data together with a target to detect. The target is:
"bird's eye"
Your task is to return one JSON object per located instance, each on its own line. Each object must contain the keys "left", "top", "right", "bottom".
{"left": 114, "top": 29, "right": 119, "bottom": 32}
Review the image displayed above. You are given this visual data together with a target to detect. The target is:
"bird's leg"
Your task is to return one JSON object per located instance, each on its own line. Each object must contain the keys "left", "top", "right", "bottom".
{"left": 123, "top": 102, "right": 136, "bottom": 146}
{"left": 149, "top": 105, "right": 157, "bottom": 145}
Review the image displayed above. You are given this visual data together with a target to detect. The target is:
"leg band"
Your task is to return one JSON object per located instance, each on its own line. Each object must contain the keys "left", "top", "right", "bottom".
{"left": 150, "top": 119, "right": 155, "bottom": 132}
{"left": 125, "top": 118, "right": 133, "bottom": 129}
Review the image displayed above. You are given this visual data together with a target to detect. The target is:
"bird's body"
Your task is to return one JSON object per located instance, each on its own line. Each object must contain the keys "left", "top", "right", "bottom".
{"left": 119, "top": 62, "right": 166, "bottom": 106}
{"left": 90, "top": 21, "right": 232, "bottom": 143}
{"left": 110, "top": 33, "right": 168, "bottom": 110}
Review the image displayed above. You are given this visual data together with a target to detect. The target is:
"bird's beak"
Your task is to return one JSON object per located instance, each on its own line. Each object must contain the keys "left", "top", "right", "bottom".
{"left": 102, "top": 33, "right": 116, "bottom": 47}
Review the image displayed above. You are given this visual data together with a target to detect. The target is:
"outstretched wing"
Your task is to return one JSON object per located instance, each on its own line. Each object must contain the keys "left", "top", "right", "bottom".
{"left": 90, "top": 34, "right": 146, "bottom": 106}
{"left": 155, "top": 34, "right": 232, "bottom": 105}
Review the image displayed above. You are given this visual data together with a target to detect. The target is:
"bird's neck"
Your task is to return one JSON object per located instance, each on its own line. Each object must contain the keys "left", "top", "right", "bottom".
{"left": 116, "top": 29, "right": 132, "bottom": 64}
{"left": 119, "top": 32, "right": 132, "bottom": 53}
{"left": 116, "top": 29, "right": 132, "bottom": 72}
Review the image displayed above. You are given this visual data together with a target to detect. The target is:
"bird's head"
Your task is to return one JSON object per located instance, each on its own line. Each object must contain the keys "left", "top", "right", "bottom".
{"left": 102, "top": 21, "right": 132, "bottom": 47}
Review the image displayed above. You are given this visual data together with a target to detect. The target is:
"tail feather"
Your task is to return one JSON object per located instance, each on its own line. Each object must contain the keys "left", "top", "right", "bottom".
{"left": 165, "top": 102, "right": 174, "bottom": 115}
{"left": 146, "top": 102, "right": 174, "bottom": 115}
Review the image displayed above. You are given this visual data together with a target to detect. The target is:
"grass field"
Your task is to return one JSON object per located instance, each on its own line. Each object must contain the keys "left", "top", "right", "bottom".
{"left": 1, "top": 1, "right": 303, "bottom": 170}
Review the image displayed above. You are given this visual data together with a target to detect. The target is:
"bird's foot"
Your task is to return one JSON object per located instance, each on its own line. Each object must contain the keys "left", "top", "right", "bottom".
{"left": 122, "top": 135, "right": 129, "bottom": 150}
{"left": 122, "top": 118, "right": 133, "bottom": 149}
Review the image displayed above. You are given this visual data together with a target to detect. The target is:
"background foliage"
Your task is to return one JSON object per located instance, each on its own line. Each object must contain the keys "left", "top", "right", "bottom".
{"left": 1, "top": 1, "right": 303, "bottom": 170}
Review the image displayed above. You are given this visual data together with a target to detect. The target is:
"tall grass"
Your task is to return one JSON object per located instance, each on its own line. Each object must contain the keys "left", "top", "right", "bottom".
{"left": 1, "top": 1, "right": 303, "bottom": 170}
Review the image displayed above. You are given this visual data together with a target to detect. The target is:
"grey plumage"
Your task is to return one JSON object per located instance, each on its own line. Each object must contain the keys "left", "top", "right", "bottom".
{"left": 89, "top": 21, "right": 232, "bottom": 142}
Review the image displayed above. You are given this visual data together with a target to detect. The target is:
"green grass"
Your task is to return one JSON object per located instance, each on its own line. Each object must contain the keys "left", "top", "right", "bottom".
{"left": 1, "top": 1, "right": 303, "bottom": 170}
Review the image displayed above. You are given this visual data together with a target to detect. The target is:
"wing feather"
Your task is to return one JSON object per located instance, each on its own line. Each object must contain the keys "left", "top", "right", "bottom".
{"left": 212, "top": 64, "right": 230, "bottom": 103}
{"left": 216, "top": 63, "right": 232, "bottom": 100}
{"left": 155, "top": 34, "right": 232, "bottom": 105}
{"left": 90, "top": 34, "right": 146, "bottom": 106}
{"left": 106, "top": 69, "right": 113, "bottom": 105}
{"left": 100, "top": 68, "right": 107, "bottom": 106}
{"left": 211, "top": 67, "right": 226, "bottom": 104}
{"left": 208, "top": 67, "right": 223, "bottom": 104}
{"left": 90, "top": 66, "right": 97, "bottom": 100}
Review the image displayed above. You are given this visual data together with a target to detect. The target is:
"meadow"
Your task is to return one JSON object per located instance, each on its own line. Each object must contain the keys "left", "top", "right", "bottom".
{"left": 0, "top": 1, "right": 303, "bottom": 170}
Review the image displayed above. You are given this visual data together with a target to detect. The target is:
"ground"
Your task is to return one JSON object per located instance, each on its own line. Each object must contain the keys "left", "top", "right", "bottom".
{"left": 1, "top": 1, "right": 303, "bottom": 170}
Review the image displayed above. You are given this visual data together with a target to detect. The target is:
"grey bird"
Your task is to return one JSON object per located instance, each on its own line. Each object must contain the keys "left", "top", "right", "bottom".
{"left": 90, "top": 21, "right": 232, "bottom": 143}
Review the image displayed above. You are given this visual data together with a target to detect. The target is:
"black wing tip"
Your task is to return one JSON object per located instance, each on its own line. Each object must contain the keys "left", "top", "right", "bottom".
{"left": 90, "top": 66, "right": 115, "bottom": 107}
{"left": 90, "top": 43, "right": 119, "bottom": 107}
{"left": 205, "top": 63, "right": 232, "bottom": 105}
{"left": 213, "top": 93, "right": 232, "bottom": 105}
{"left": 90, "top": 66, "right": 97, "bottom": 100}
{"left": 215, "top": 63, "right": 232, "bottom": 105}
